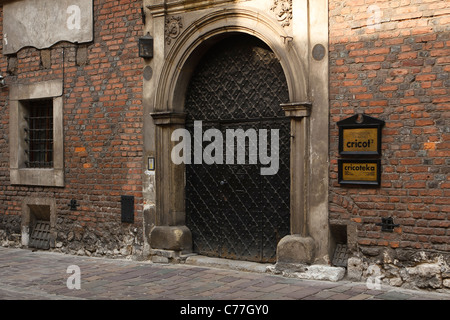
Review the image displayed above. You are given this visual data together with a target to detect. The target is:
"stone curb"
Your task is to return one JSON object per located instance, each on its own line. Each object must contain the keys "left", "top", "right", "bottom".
{"left": 185, "top": 255, "right": 346, "bottom": 282}
{"left": 185, "top": 255, "right": 271, "bottom": 273}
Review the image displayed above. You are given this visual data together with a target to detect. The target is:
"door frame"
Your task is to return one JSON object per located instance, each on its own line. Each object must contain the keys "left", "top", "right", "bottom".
{"left": 145, "top": 2, "right": 330, "bottom": 265}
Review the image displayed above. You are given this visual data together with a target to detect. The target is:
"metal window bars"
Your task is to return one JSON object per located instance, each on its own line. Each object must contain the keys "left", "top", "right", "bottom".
{"left": 24, "top": 100, "right": 53, "bottom": 168}
{"left": 28, "top": 220, "right": 51, "bottom": 250}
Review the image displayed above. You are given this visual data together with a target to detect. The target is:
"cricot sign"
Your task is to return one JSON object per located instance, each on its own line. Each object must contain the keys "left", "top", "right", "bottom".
{"left": 337, "top": 114, "right": 385, "bottom": 186}
{"left": 338, "top": 114, "right": 384, "bottom": 156}
{"left": 342, "top": 128, "right": 378, "bottom": 153}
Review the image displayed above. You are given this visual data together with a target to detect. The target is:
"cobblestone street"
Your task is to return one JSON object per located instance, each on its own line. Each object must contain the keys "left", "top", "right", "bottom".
{"left": 1, "top": 247, "right": 449, "bottom": 304}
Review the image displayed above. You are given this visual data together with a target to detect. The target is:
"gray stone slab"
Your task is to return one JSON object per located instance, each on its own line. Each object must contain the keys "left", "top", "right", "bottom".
{"left": 3, "top": 0, "right": 93, "bottom": 54}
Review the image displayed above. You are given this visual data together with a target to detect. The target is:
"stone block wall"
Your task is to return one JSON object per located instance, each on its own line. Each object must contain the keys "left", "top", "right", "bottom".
{"left": 329, "top": 0, "right": 450, "bottom": 290}
{"left": 0, "top": 0, "right": 145, "bottom": 259}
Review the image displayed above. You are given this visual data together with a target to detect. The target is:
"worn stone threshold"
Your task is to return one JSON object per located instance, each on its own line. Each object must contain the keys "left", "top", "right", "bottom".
{"left": 184, "top": 255, "right": 346, "bottom": 282}
{"left": 185, "top": 255, "right": 271, "bottom": 273}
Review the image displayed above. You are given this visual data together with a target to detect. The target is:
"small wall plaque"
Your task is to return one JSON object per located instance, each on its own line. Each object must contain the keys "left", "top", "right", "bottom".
{"left": 312, "top": 44, "right": 326, "bottom": 61}
{"left": 338, "top": 114, "right": 385, "bottom": 156}
{"left": 338, "top": 159, "right": 381, "bottom": 186}
{"left": 148, "top": 157, "right": 155, "bottom": 171}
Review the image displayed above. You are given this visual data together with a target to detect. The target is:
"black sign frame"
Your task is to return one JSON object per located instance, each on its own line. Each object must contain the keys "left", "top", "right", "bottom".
{"left": 338, "top": 159, "right": 381, "bottom": 186}
{"left": 337, "top": 114, "right": 385, "bottom": 156}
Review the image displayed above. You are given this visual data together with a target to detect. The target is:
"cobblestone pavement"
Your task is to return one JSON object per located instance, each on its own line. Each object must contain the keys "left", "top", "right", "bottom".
{"left": 1, "top": 247, "right": 449, "bottom": 307}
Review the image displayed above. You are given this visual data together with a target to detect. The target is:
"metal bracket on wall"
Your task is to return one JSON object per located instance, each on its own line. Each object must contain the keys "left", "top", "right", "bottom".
{"left": 376, "top": 217, "right": 400, "bottom": 232}
{"left": 68, "top": 199, "right": 80, "bottom": 211}
{"left": 141, "top": 5, "right": 146, "bottom": 25}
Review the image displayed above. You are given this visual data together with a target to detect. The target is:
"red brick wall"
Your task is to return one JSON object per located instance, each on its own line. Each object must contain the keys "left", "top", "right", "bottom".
{"left": 0, "top": 0, "right": 145, "bottom": 256}
{"left": 329, "top": 0, "right": 450, "bottom": 253}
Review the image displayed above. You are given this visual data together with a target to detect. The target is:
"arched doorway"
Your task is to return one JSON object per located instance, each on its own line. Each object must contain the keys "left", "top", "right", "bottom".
{"left": 184, "top": 34, "right": 291, "bottom": 263}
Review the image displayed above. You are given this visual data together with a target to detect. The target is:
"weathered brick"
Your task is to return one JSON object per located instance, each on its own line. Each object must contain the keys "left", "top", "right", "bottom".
{"left": 329, "top": 0, "right": 450, "bottom": 256}
{"left": 0, "top": 0, "right": 144, "bottom": 256}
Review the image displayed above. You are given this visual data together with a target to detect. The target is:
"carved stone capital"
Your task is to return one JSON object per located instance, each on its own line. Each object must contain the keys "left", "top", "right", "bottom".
{"left": 151, "top": 111, "right": 186, "bottom": 125}
{"left": 281, "top": 102, "right": 312, "bottom": 118}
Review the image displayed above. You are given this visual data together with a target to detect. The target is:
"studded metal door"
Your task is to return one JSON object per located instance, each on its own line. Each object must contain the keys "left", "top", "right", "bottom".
{"left": 185, "top": 35, "right": 290, "bottom": 263}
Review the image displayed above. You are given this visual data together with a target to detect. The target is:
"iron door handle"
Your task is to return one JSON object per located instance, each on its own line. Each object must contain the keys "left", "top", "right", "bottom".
{"left": 219, "top": 180, "right": 228, "bottom": 186}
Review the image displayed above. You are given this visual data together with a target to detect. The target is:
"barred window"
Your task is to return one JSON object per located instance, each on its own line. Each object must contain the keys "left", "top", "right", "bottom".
{"left": 24, "top": 99, "right": 53, "bottom": 168}
{"left": 10, "top": 80, "right": 64, "bottom": 187}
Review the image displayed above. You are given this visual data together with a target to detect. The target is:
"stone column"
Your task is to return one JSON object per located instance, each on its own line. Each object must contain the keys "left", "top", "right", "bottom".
{"left": 276, "top": 102, "right": 315, "bottom": 265}
{"left": 148, "top": 111, "right": 192, "bottom": 256}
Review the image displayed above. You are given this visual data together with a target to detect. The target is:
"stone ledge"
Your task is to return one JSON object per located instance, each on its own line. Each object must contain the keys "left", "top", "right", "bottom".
{"left": 268, "top": 264, "right": 346, "bottom": 282}
{"left": 150, "top": 248, "right": 196, "bottom": 263}
{"left": 185, "top": 255, "right": 345, "bottom": 282}
{"left": 185, "top": 255, "right": 270, "bottom": 273}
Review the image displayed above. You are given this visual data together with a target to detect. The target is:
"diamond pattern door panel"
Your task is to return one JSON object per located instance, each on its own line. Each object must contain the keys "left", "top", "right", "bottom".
{"left": 220, "top": 121, "right": 262, "bottom": 261}
{"left": 185, "top": 35, "right": 290, "bottom": 263}
{"left": 260, "top": 119, "right": 291, "bottom": 262}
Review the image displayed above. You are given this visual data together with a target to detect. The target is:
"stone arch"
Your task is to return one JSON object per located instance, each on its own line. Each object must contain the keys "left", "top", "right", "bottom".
{"left": 154, "top": 8, "right": 308, "bottom": 114}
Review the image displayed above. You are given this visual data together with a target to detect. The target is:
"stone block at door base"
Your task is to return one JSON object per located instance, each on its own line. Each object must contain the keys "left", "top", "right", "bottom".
{"left": 277, "top": 235, "right": 315, "bottom": 265}
{"left": 150, "top": 226, "right": 192, "bottom": 253}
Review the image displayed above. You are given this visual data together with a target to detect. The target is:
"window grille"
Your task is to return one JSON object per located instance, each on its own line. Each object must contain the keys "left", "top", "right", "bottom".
{"left": 24, "top": 100, "right": 53, "bottom": 168}
{"left": 28, "top": 220, "right": 51, "bottom": 250}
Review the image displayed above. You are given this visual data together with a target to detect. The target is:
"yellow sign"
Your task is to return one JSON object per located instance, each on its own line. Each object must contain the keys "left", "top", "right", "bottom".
{"left": 342, "top": 162, "right": 378, "bottom": 182}
{"left": 342, "top": 128, "right": 378, "bottom": 153}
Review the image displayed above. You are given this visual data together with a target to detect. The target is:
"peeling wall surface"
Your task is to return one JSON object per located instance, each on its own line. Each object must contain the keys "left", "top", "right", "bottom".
{"left": 0, "top": 0, "right": 448, "bottom": 291}
{"left": 3, "top": 0, "right": 93, "bottom": 54}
